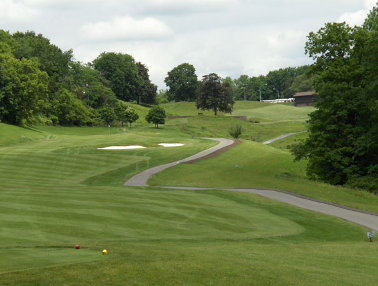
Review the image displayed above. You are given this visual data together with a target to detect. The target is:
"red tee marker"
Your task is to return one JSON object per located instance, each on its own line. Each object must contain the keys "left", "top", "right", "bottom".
{"left": 75, "top": 245, "right": 80, "bottom": 249}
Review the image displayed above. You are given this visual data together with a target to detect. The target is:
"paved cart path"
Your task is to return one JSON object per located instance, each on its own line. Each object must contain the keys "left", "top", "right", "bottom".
{"left": 263, "top": 133, "right": 297, "bottom": 144}
{"left": 124, "top": 138, "right": 378, "bottom": 231}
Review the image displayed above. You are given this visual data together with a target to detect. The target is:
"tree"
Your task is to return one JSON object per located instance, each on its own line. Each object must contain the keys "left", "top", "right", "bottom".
{"left": 51, "top": 88, "right": 91, "bottom": 126}
{"left": 100, "top": 106, "right": 117, "bottom": 126}
{"left": 233, "top": 75, "right": 250, "bottom": 100}
{"left": 123, "top": 107, "right": 139, "bottom": 127}
{"left": 288, "top": 73, "right": 314, "bottom": 95}
{"left": 136, "top": 62, "right": 157, "bottom": 105}
{"left": 145, "top": 106, "right": 166, "bottom": 128}
{"left": 196, "top": 73, "right": 235, "bottom": 115}
{"left": 0, "top": 43, "right": 49, "bottom": 125}
{"left": 93, "top": 52, "right": 143, "bottom": 102}
{"left": 115, "top": 102, "right": 139, "bottom": 127}
{"left": 222, "top": 76, "right": 237, "bottom": 99}
{"left": 291, "top": 17, "right": 378, "bottom": 191}
{"left": 12, "top": 31, "right": 72, "bottom": 93}
{"left": 165, "top": 63, "right": 198, "bottom": 102}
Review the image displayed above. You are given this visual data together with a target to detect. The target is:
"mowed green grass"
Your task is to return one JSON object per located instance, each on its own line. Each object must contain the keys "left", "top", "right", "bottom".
{"left": 163, "top": 101, "right": 315, "bottom": 123}
{"left": 150, "top": 140, "right": 378, "bottom": 213}
{"left": 232, "top": 101, "right": 314, "bottom": 122}
{"left": 0, "top": 123, "right": 377, "bottom": 285}
{"left": 164, "top": 101, "right": 313, "bottom": 142}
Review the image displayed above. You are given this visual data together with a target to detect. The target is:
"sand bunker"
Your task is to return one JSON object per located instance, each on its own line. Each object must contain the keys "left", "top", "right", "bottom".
{"left": 158, "top": 143, "right": 184, "bottom": 147}
{"left": 98, "top": 143, "right": 184, "bottom": 150}
{"left": 97, "top": 146, "right": 146, "bottom": 150}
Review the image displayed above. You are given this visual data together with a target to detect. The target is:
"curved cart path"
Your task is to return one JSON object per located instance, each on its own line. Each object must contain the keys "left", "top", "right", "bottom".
{"left": 124, "top": 138, "right": 235, "bottom": 187}
{"left": 124, "top": 138, "right": 378, "bottom": 231}
{"left": 263, "top": 133, "right": 297, "bottom": 144}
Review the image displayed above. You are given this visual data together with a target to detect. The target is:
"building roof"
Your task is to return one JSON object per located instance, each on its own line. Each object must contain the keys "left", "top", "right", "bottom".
{"left": 293, "top": 91, "right": 315, "bottom": 97}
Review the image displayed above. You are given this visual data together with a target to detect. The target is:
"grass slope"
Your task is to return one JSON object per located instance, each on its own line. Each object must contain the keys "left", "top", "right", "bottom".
{"left": 163, "top": 101, "right": 313, "bottom": 142}
{"left": 150, "top": 140, "right": 378, "bottom": 213}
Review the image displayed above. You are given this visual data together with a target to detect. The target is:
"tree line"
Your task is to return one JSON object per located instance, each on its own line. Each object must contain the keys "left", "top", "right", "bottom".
{"left": 0, "top": 30, "right": 156, "bottom": 126}
{"left": 162, "top": 63, "right": 313, "bottom": 103}
{"left": 0, "top": 29, "right": 314, "bottom": 126}
{"left": 292, "top": 5, "right": 378, "bottom": 193}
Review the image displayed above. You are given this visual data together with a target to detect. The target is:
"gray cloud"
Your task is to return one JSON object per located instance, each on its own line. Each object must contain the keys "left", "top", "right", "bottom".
{"left": 0, "top": 0, "right": 375, "bottom": 89}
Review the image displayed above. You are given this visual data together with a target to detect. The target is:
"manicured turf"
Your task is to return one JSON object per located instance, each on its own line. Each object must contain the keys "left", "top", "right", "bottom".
{"left": 163, "top": 101, "right": 313, "bottom": 142}
{"left": 1, "top": 115, "right": 377, "bottom": 285}
{"left": 232, "top": 102, "right": 314, "bottom": 122}
{"left": 0, "top": 184, "right": 376, "bottom": 285}
{"left": 150, "top": 140, "right": 378, "bottom": 213}
{"left": 163, "top": 101, "right": 315, "bottom": 123}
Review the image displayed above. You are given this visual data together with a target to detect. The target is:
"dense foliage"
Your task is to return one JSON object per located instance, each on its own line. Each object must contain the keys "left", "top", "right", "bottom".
{"left": 226, "top": 65, "right": 313, "bottom": 101}
{"left": 196, "top": 73, "right": 234, "bottom": 115}
{"left": 164, "top": 63, "right": 198, "bottom": 102}
{"left": 292, "top": 7, "right": 378, "bottom": 193}
{"left": 0, "top": 30, "right": 159, "bottom": 126}
{"left": 146, "top": 105, "right": 166, "bottom": 128}
{"left": 0, "top": 43, "right": 49, "bottom": 124}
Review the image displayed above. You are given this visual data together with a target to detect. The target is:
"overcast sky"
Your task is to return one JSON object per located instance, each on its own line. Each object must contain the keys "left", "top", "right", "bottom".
{"left": 0, "top": 0, "right": 376, "bottom": 89}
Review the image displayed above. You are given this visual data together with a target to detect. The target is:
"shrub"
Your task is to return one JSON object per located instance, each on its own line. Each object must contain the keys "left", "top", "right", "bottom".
{"left": 228, "top": 123, "right": 243, "bottom": 139}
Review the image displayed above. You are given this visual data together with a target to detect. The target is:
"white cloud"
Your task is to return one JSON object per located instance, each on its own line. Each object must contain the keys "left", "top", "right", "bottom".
{"left": 82, "top": 17, "right": 173, "bottom": 42}
{"left": 338, "top": 0, "right": 376, "bottom": 26}
{"left": 0, "top": 0, "right": 40, "bottom": 23}
{"left": 0, "top": 0, "right": 373, "bottom": 89}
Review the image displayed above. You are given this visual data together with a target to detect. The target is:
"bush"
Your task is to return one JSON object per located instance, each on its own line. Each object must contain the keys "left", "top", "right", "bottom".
{"left": 248, "top": 118, "right": 260, "bottom": 123}
{"left": 347, "top": 175, "right": 378, "bottom": 194}
{"left": 228, "top": 123, "right": 243, "bottom": 138}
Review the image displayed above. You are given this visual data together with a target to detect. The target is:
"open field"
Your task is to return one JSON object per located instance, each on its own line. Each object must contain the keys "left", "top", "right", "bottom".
{"left": 1, "top": 102, "right": 377, "bottom": 285}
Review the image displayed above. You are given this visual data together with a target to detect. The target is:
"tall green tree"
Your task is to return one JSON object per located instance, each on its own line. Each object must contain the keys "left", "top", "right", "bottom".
{"left": 51, "top": 88, "right": 91, "bottom": 126}
{"left": 196, "top": 73, "right": 234, "bottom": 116}
{"left": 233, "top": 75, "right": 250, "bottom": 100}
{"left": 222, "top": 76, "right": 237, "bottom": 99}
{"left": 12, "top": 31, "right": 72, "bottom": 93}
{"left": 165, "top": 63, "right": 198, "bottom": 102}
{"left": 65, "top": 61, "right": 117, "bottom": 109}
{"left": 292, "top": 15, "right": 378, "bottom": 191}
{"left": 288, "top": 73, "right": 314, "bottom": 95}
{"left": 93, "top": 52, "right": 143, "bottom": 102}
{"left": 0, "top": 43, "right": 49, "bottom": 125}
{"left": 136, "top": 62, "right": 157, "bottom": 105}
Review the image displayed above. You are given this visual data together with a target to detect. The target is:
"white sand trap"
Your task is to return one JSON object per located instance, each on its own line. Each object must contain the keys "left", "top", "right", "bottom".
{"left": 98, "top": 146, "right": 146, "bottom": 150}
{"left": 158, "top": 143, "right": 184, "bottom": 147}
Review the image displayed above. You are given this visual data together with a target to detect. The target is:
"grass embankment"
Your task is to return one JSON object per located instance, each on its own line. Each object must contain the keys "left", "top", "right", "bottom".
{"left": 150, "top": 140, "right": 378, "bottom": 213}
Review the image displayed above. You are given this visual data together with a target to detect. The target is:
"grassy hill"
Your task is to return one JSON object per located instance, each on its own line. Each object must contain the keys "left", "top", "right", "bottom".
{"left": 0, "top": 103, "right": 377, "bottom": 285}
{"left": 163, "top": 101, "right": 313, "bottom": 142}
